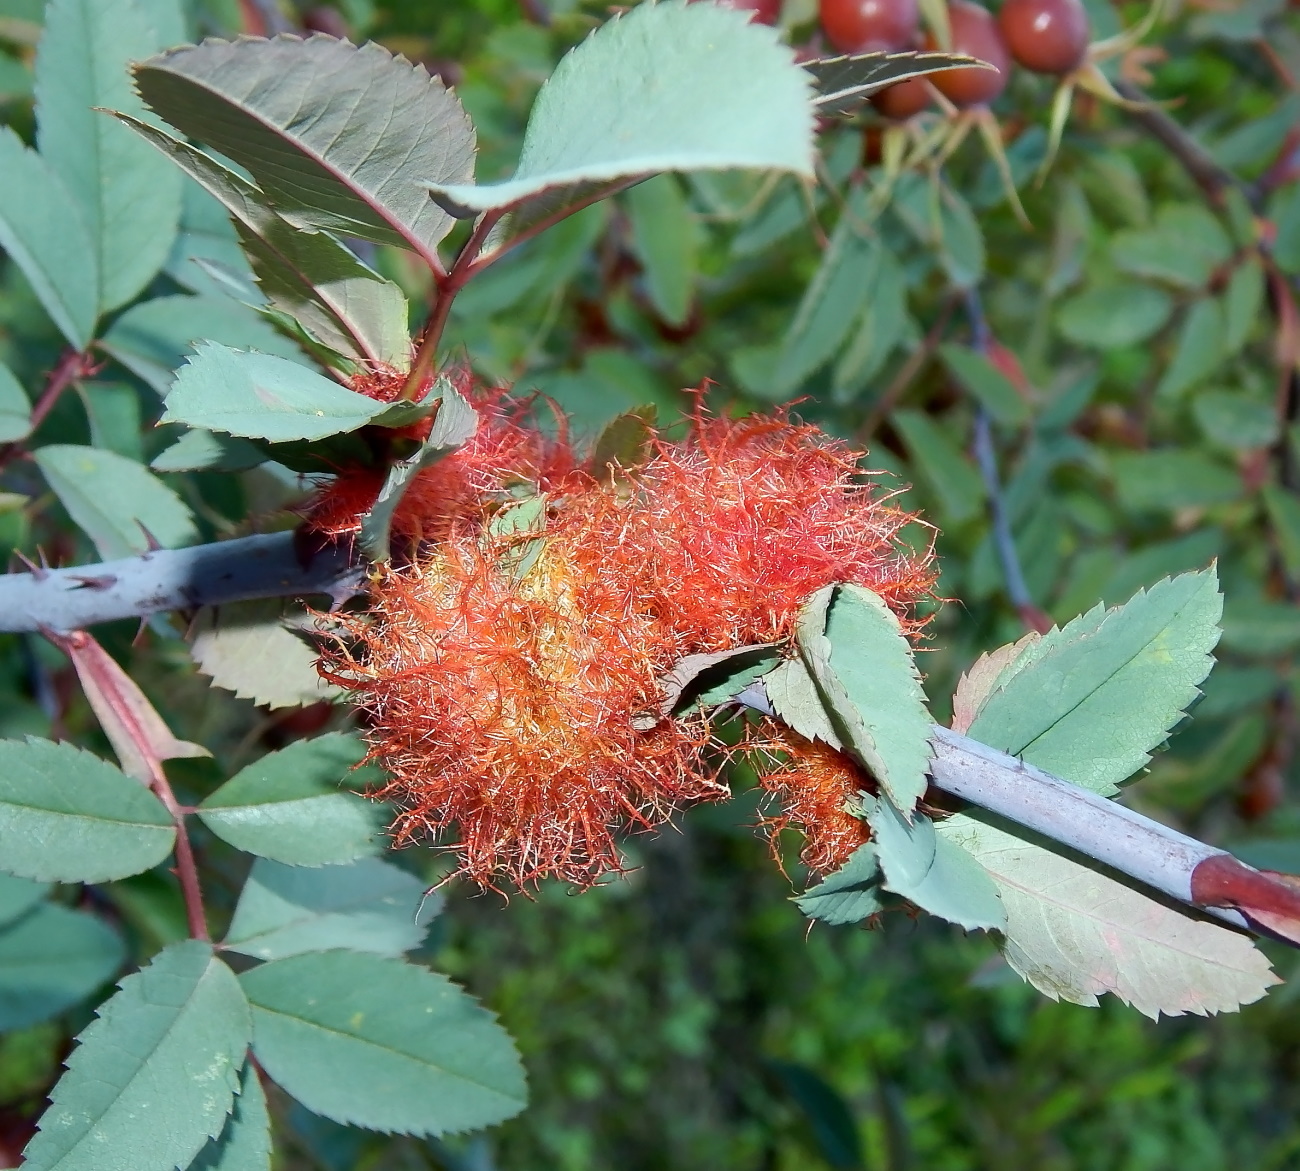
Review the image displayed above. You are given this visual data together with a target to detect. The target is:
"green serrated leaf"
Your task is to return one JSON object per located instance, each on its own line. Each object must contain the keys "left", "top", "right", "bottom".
{"left": 0, "top": 872, "right": 49, "bottom": 927}
{"left": 764, "top": 656, "right": 843, "bottom": 750}
{"left": 939, "top": 343, "right": 1029, "bottom": 427}
{"left": 626, "top": 174, "right": 697, "bottom": 327}
{"left": 99, "top": 293, "right": 306, "bottom": 397}
{"left": 806, "top": 49, "right": 991, "bottom": 113}
{"left": 968, "top": 568, "right": 1223, "bottom": 795}
{"left": 163, "top": 342, "right": 404, "bottom": 442}
{"left": 135, "top": 35, "right": 474, "bottom": 267}
{"left": 798, "top": 585, "right": 933, "bottom": 814}
{"left": 0, "top": 738, "right": 175, "bottom": 883}
{"left": 151, "top": 430, "right": 267, "bottom": 473}
{"left": 34, "top": 445, "right": 198, "bottom": 560}
{"left": 34, "top": 0, "right": 181, "bottom": 312}
{"left": 792, "top": 844, "right": 882, "bottom": 925}
{"left": 199, "top": 734, "right": 387, "bottom": 867}
{"left": 223, "top": 857, "right": 432, "bottom": 961}
{"left": 189, "top": 600, "right": 340, "bottom": 710}
{"left": 240, "top": 950, "right": 527, "bottom": 1135}
{"left": 188, "top": 1061, "right": 270, "bottom": 1171}
{"left": 21, "top": 940, "right": 251, "bottom": 1171}
{"left": 938, "top": 813, "right": 1278, "bottom": 1017}
{"left": 0, "top": 902, "right": 124, "bottom": 1031}
{"left": 0, "top": 360, "right": 31, "bottom": 443}
{"left": 591, "top": 405, "right": 657, "bottom": 475}
{"left": 864, "top": 795, "right": 1005, "bottom": 932}
{"left": 0, "top": 126, "right": 97, "bottom": 348}
{"left": 111, "top": 116, "right": 411, "bottom": 370}
{"left": 427, "top": 0, "right": 813, "bottom": 215}
{"left": 659, "top": 645, "right": 781, "bottom": 718}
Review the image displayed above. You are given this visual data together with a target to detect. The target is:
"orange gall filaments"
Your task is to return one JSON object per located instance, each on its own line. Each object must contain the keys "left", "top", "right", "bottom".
{"left": 319, "top": 390, "right": 936, "bottom": 889}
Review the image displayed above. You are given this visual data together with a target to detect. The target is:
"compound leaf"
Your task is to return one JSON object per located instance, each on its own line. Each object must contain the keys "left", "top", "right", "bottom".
{"left": 223, "top": 857, "right": 433, "bottom": 961}
{"left": 241, "top": 950, "right": 527, "bottom": 1135}
{"left": 0, "top": 738, "right": 174, "bottom": 884}
{"left": 967, "top": 568, "right": 1222, "bottom": 795}
{"left": 135, "top": 34, "right": 474, "bottom": 268}
{"left": 21, "top": 940, "right": 251, "bottom": 1171}
{"left": 938, "top": 813, "right": 1279, "bottom": 1017}
{"left": 199, "top": 733, "right": 387, "bottom": 867}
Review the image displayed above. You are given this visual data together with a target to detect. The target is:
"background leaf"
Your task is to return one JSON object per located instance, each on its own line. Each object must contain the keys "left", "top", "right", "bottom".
{"left": 0, "top": 872, "right": 49, "bottom": 927}
{"left": 241, "top": 950, "right": 528, "bottom": 1135}
{"left": 189, "top": 600, "right": 341, "bottom": 710}
{"left": 34, "top": 0, "right": 181, "bottom": 312}
{"left": 427, "top": 0, "right": 813, "bottom": 214}
{"left": 0, "top": 737, "right": 174, "bottom": 883}
{"left": 187, "top": 1061, "right": 271, "bottom": 1171}
{"left": 625, "top": 174, "right": 697, "bottom": 328}
{"left": 0, "top": 360, "right": 32, "bottom": 442}
{"left": 938, "top": 813, "right": 1278, "bottom": 1017}
{"left": 135, "top": 34, "right": 475, "bottom": 268}
{"left": 21, "top": 940, "right": 251, "bottom": 1171}
{"left": 967, "top": 569, "right": 1222, "bottom": 795}
{"left": 223, "top": 857, "right": 433, "bottom": 961}
{"left": 199, "top": 733, "right": 387, "bottom": 866}
{"left": 34, "top": 444, "right": 198, "bottom": 559}
{"left": 0, "top": 901, "right": 124, "bottom": 1030}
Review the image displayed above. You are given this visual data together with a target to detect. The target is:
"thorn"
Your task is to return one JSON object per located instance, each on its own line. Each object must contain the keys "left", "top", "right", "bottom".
{"left": 67, "top": 573, "right": 118, "bottom": 591}
{"left": 132, "top": 616, "right": 150, "bottom": 647}
{"left": 136, "top": 522, "right": 163, "bottom": 554}
{"left": 13, "top": 550, "right": 49, "bottom": 580}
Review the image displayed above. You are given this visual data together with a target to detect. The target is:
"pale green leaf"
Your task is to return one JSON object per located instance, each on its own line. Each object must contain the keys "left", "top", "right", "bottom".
{"left": 199, "top": 733, "right": 387, "bottom": 867}
{"left": 764, "top": 656, "right": 843, "bottom": 750}
{"left": 0, "top": 360, "right": 31, "bottom": 442}
{"left": 939, "top": 343, "right": 1029, "bottom": 426}
{"left": 1154, "top": 298, "right": 1224, "bottom": 400}
{"left": 151, "top": 430, "right": 266, "bottom": 473}
{"left": 792, "top": 844, "right": 882, "bottom": 925}
{"left": 968, "top": 568, "right": 1223, "bottom": 796}
{"left": 135, "top": 34, "right": 474, "bottom": 267}
{"left": 189, "top": 600, "right": 340, "bottom": 710}
{"left": 34, "top": 0, "right": 181, "bottom": 312}
{"left": 938, "top": 813, "right": 1279, "bottom": 1017}
{"left": 34, "top": 445, "right": 198, "bottom": 559}
{"left": 427, "top": 0, "right": 813, "bottom": 215}
{"left": 21, "top": 940, "right": 251, "bottom": 1171}
{"left": 0, "top": 902, "right": 124, "bottom": 1030}
{"left": 1056, "top": 283, "right": 1173, "bottom": 349}
{"left": 163, "top": 342, "right": 413, "bottom": 441}
{"left": 950, "top": 631, "right": 1040, "bottom": 734}
{"left": 0, "top": 126, "right": 97, "bottom": 347}
{"left": 890, "top": 409, "right": 984, "bottom": 525}
{"left": 0, "top": 737, "right": 175, "bottom": 883}
{"left": 112, "top": 116, "right": 411, "bottom": 370}
{"left": 798, "top": 585, "right": 933, "bottom": 813}
{"left": 1112, "top": 450, "right": 1241, "bottom": 513}
{"left": 1111, "top": 203, "right": 1232, "bottom": 290}
{"left": 188, "top": 1061, "right": 270, "bottom": 1171}
{"left": 625, "top": 174, "right": 697, "bottom": 327}
{"left": 100, "top": 294, "right": 306, "bottom": 396}
{"left": 864, "top": 796, "right": 1005, "bottom": 932}
{"left": 223, "top": 857, "right": 433, "bottom": 961}
{"left": 659, "top": 645, "right": 780, "bottom": 716}
{"left": 241, "top": 950, "right": 527, "bottom": 1135}
{"left": 0, "top": 872, "right": 49, "bottom": 927}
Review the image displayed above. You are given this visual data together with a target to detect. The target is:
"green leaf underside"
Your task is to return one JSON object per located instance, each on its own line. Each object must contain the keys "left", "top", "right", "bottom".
{"left": 865, "top": 796, "right": 1006, "bottom": 932}
{"left": 966, "top": 568, "right": 1222, "bottom": 795}
{"left": 0, "top": 738, "right": 175, "bottom": 884}
{"left": 0, "top": 872, "right": 50, "bottom": 927}
{"left": 793, "top": 844, "right": 883, "bottom": 925}
{"left": 798, "top": 585, "right": 933, "bottom": 814}
{"left": 199, "top": 733, "right": 387, "bottom": 867}
{"left": 34, "top": 444, "right": 198, "bottom": 560}
{"left": 764, "top": 656, "right": 844, "bottom": 750}
{"left": 660, "top": 644, "right": 781, "bottom": 715}
{"left": 807, "top": 50, "right": 992, "bottom": 114}
{"left": 0, "top": 361, "right": 32, "bottom": 443}
{"left": 0, "top": 126, "right": 97, "bottom": 347}
{"left": 427, "top": 0, "right": 814, "bottom": 215}
{"left": 0, "top": 902, "right": 124, "bottom": 1031}
{"left": 188, "top": 1061, "right": 271, "bottom": 1171}
{"left": 134, "top": 34, "right": 474, "bottom": 265}
{"left": 223, "top": 857, "right": 432, "bottom": 961}
{"left": 164, "top": 343, "right": 406, "bottom": 442}
{"left": 152, "top": 430, "right": 267, "bottom": 474}
{"left": 938, "top": 813, "right": 1278, "bottom": 1017}
{"left": 34, "top": 0, "right": 181, "bottom": 313}
{"left": 21, "top": 940, "right": 251, "bottom": 1171}
{"left": 111, "top": 115, "right": 410, "bottom": 370}
{"left": 240, "top": 950, "right": 527, "bottom": 1136}
{"left": 189, "top": 600, "right": 340, "bottom": 710}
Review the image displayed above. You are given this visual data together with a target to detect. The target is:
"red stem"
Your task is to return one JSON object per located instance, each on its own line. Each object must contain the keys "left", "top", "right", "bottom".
{"left": 0, "top": 348, "right": 93, "bottom": 471}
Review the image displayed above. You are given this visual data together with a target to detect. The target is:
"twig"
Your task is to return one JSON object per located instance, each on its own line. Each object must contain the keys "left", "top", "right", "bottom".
{"left": 0, "top": 531, "right": 361, "bottom": 633}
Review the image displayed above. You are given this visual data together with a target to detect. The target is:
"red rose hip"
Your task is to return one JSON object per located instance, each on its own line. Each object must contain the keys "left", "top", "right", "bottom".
{"left": 927, "top": 1, "right": 1011, "bottom": 106}
{"left": 872, "top": 76, "right": 932, "bottom": 118}
{"left": 998, "top": 0, "right": 1090, "bottom": 74}
{"left": 820, "top": 0, "right": 920, "bottom": 51}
